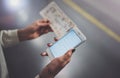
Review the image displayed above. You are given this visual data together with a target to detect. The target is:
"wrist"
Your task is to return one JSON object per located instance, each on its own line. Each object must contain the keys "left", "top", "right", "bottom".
{"left": 18, "top": 29, "right": 28, "bottom": 41}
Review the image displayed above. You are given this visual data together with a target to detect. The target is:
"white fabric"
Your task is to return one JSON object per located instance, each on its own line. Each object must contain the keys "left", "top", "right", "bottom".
{"left": 0, "top": 45, "right": 9, "bottom": 78}
{"left": 0, "top": 30, "right": 19, "bottom": 47}
{"left": 0, "top": 30, "right": 19, "bottom": 78}
{"left": 0, "top": 30, "right": 39, "bottom": 78}
{"left": 35, "top": 75, "right": 40, "bottom": 78}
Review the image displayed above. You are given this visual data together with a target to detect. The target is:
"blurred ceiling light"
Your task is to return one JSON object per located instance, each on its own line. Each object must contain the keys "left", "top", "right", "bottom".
{"left": 4, "top": 0, "right": 27, "bottom": 11}
{"left": 9, "top": 0, "right": 21, "bottom": 7}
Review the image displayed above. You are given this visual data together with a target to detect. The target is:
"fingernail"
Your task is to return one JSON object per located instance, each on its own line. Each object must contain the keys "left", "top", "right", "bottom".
{"left": 40, "top": 52, "right": 48, "bottom": 56}
{"left": 54, "top": 37, "right": 58, "bottom": 41}
{"left": 47, "top": 43, "right": 52, "bottom": 47}
{"left": 72, "top": 49, "right": 76, "bottom": 53}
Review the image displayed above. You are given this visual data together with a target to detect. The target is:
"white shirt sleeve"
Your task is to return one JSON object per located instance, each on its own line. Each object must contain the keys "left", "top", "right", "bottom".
{"left": 35, "top": 75, "right": 40, "bottom": 78}
{"left": 0, "top": 29, "right": 20, "bottom": 47}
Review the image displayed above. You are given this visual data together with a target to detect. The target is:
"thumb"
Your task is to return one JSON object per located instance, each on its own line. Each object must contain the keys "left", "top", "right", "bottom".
{"left": 60, "top": 49, "right": 75, "bottom": 67}
{"left": 63, "top": 49, "right": 75, "bottom": 61}
{"left": 65, "top": 49, "right": 75, "bottom": 57}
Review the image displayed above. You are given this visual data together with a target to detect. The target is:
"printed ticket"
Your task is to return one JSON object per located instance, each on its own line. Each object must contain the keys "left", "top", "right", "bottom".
{"left": 40, "top": 2, "right": 77, "bottom": 38}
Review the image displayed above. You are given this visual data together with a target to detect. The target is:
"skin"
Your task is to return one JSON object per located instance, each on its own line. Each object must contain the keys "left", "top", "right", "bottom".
{"left": 17, "top": 19, "right": 75, "bottom": 78}
{"left": 18, "top": 19, "right": 52, "bottom": 41}
{"left": 39, "top": 49, "right": 75, "bottom": 78}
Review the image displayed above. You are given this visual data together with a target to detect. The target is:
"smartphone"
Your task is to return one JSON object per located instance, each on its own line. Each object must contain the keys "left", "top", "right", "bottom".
{"left": 46, "top": 27, "right": 86, "bottom": 60}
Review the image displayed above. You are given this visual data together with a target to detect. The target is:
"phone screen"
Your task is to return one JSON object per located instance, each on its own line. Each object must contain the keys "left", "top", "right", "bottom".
{"left": 50, "top": 30, "right": 82, "bottom": 58}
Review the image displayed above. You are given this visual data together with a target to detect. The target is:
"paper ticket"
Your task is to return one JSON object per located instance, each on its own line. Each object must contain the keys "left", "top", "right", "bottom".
{"left": 40, "top": 2, "right": 78, "bottom": 39}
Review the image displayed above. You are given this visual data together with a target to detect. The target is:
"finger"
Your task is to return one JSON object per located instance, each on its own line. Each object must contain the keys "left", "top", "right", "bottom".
{"left": 45, "top": 26, "right": 53, "bottom": 32}
{"left": 39, "top": 19, "right": 50, "bottom": 23}
{"left": 47, "top": 43, "right": 53, "bottom": 47}
{"left": 36, "top": 19, "right": 50, "bottom": 26}
{"left": 40, "top": 52, "right": 48, "bottom": 56}
{"left": 42, "top": 19, "right": 50, "bottom": 23}
{"left": 38, "top": 22, "right": 50, "bottom": 26}
{"left": 72, "top": 49, "right": 76, "bottom": 53}
{"left": 65, "top": 49, "right": 75, "bottom": 56}
{"left": 62, "top": 58, "right": 71, "bottom": 67}
{"left": 54, "top": 37, "right": 58, "bottom": 41}
{"left": 63, "top": 49, "right": 75, "bottom": 60}
{"left": 65, "top": 50, "right": 72, "bottom": 58}
{"left": 60, "top": 50, "right": 73, "bottom": 67}
{"left": 49, "top": 27, "right": 53, "bottom": 32}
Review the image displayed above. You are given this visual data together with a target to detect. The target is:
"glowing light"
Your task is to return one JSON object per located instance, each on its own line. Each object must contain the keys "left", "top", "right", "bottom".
{"left": 9, "top": 0, "right": 21, "bottom": 7}
{"left": 4, "top": 0, "right": 28, "bottom": 10}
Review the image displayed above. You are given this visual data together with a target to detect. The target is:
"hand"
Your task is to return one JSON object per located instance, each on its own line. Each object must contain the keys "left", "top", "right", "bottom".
{"left": 39, "top": 38, "right": 75, "bottom": 78}
{"left": 39, "top": 49, "right": 75, "bottom": 78}
{"left": 18, "top": 19, "right": 52, "bottom": 41}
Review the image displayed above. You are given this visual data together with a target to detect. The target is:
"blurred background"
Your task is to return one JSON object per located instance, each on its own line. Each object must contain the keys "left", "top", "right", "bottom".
{"left": 0, "top": 0, "right": 120, "bottom": 78}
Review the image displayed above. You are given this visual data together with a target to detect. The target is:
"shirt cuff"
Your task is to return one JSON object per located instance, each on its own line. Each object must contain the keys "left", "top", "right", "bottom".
{"left": 1, "top": 29, "right": 20, "bottom": 47}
